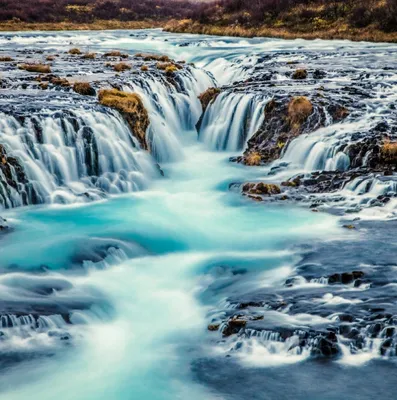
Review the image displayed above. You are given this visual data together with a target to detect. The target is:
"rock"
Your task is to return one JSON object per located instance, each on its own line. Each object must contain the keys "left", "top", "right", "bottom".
{"left": 222, "top": 319, "right": 247, "bottom": 337}
{"left": 73, "top": 82, "right": 96, "bottom": 96}
{"left": 198, "top": 87, "right": 221, "bottom": 112}
{"left": 98, "top": 89, "right": 150, "bottom": 151}
{"left": 292, "top": 69, "right": 308, "bottom": 80}
{"left": 242, "top": 182, "right": 281, "bottom": 196}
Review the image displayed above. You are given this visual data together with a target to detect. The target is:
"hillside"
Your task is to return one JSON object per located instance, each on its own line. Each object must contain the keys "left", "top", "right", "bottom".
{"left": 0, "top": 0, "right": 396, "bottom": 42}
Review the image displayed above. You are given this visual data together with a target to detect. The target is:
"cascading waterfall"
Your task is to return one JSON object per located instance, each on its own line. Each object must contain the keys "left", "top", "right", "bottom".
{"left": 123, "top": 67, "right": 214, "bottom": 162}
{"left": 199, "top": 91, "right": 269, "bottom": 151}
{"left": 0, "top": 109, "right": 159, "bottom": 207}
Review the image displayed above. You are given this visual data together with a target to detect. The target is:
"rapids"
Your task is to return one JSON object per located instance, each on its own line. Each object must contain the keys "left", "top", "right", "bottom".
{"left": 0, "top": 29, "right": 396, "bottom": 399}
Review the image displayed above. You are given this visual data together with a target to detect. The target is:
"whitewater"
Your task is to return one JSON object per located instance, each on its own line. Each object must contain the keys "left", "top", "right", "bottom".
{"left": 0, "top": 29, "right": 396, "bottom": 399}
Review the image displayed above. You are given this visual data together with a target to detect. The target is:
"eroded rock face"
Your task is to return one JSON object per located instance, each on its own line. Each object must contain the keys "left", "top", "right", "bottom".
{"left": 98, "top": 89, "right": 150, "bottom": 150}
{"left": 239, "top": 96, "right": 317, "bottom": 165}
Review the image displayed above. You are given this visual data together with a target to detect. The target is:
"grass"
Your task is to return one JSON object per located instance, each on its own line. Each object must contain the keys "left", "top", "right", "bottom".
{"left": 136, "top": 53, "right": 171, "bottom": 62}
{"left": 68, "top": 48, "right": 82, "bottom": 55}
{"left": 113, "top": 62, "right": 131, "bottom": 72}
{"left": 244, "top": 151, "right": 262, "bottom": 166}
{"left": 381, "top": 140, "right": 397, "bottom": 165}
{"left": 288, "top": 96, "right": 313, "bottom": 126}
{"left": 156, "top": 62, "right": 182, "bottom": 74}
{"left": 0, "top": 56, "right": 14, "bottom": 62}
{"left": 98, "top": 89, "right": 149, "bottom": 149}
{"left": 104, "top": 51, "right": 128, "bottom": 59}
{"left": 82, "top": 52, "right": 96, "bottom": 60}
{"left": 164, "top": 19, "right": 397, "bottom": 43}
{"left": 198, "top": 87, "right": 221, "bottom": 111}
{"left": 0, "top": 20, "right": 162, "bottom": 32}
{"left": 19, "top": 63, "right": 51, "bottom": 73}
{"left": 292, "top": 69, "right": 308, "bottom": 79}
{"left": 73, "top": 82, "right": 95, "bottom": 96}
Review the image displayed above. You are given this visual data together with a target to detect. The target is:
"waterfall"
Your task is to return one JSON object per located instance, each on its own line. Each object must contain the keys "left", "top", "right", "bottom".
{"left": 123, "top": 67, "right": 215, "bottom": 162}
{"left": 0, "top": 109, "right": 160, "bottom": 208}
{"left": 198, "top": 91, "right": 269, "bottom": 151}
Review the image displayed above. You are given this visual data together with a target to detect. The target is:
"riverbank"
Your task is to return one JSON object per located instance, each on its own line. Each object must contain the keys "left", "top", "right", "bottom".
{"left": 0, "top": 19, "right": 396, "bottom": 43}
{"left": 0, "top": 20, "right": 161, "bottom": 32}
{"left": 164, "top": 19, "right": 397, "bottom": 43}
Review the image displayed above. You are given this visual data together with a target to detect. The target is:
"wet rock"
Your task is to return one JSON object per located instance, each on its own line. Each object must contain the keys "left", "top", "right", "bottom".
{"left": 292, "top": 69, "right": 308, "bottom": 80}
{"left": 98, "top": 89, "right": 150, "bottom": 151}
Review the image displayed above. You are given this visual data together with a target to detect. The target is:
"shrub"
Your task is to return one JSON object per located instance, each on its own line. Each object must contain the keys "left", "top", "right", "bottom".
{"left": 50, "top": 76, "right": 70, "bottom": 86}
{"left": 288, "top": 96, "right": 313, "bottom": 126}
{"left": 113, "top": 62, "right": 131, "bottom": 72}
{"left": 82, "top": 52, "right": 96, "bottom": 59}
{"left": 292, "top": 69, "right": 308, "bottom": 80}
{"left": 68, "top": 48, "right": 82, "bottom": 55}
{"left": 46, "top": 55, "right": 56, "bottom": 61}
{"left": 244, "top": 151, "right": 262, "bottom": 166}
{"left": 19, "top": 63, "right": 51, "bottom": 73}
{"left": 140, "top": 65, "right": 149, "bottom": 72}
{"left": 104, "top": 51, "right": 128, "bottom": 59}
{"left": 0, "top": 56, "right": 14, "bottom": 62}
{"left": 136, "top": 53, "right": 170, "bottom": 62}
{"left": 156, "top": 62, "right": 182, "bottom": 74}
{"left": 73, "top": 82, "right": 96, "bottom": 96}
{"left": 381, "top": 140, "right": 397, "bottom": 165}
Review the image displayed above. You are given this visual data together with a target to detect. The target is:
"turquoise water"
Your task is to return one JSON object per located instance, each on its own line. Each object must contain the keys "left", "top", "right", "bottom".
{"left": 0, "top": 143, "right": 337, "bottom": 399}
{"left": 0, "top": 29, "right": 347, "bottom": 399}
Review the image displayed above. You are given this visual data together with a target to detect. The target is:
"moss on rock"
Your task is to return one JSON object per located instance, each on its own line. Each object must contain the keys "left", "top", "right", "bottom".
{"left": 98, "top": 89, "right": 150, "bottom": 150}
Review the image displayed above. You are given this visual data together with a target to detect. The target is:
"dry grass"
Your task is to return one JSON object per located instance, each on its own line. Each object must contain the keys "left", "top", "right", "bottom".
{"left": 242, "top": 182, "right": 281, "bottom": 195}
{"left": 104, "top": 51, "right": 128, "bottom": 59}
{"left": 82, "top": 52, "right": 96, "bottom": 60}
{"left": 244, "top": 151, "right": 262, "bottom": 166}
{"left": 140, "top": 65, "right": 149, "bottom": 72}
{"left": 288, "top": 96, "right": 313, "bottom": 126}
{"left": 381, "top": 140, "right": 397, "bottom": 165}
{"left": 46, "top": 55, "right": 56, "bottom": 61}
{"left": 19, "top": 63, "right": 51, "bottom": 73}
{"left": 50, "top": 77, "right": 70, "bottom": 87}
{"left": 73, "top": 82, "right": 95, "bottom": 96}
{"left": 0, "top": 20, "right": 161, "bottom": 32}
{"left": 68, "top": 48, "right": 82, "bottom": 55}
{"left": 164, "top": 19, "right": 397, "bottom": 43}
{"left": 198, "top": 87, "right": 221, "bottom": 111}
{"left": 113, "top": 62, "right": 131, "bottom": 72}
{"left": 156, "top": 62, "right": 182, "bottom": 75}
{"left": 98, "top": 89, "right": 149, "bottom": 149}
{"left": 136, "top": 53, "right": 171, "bottom": 62}
{"left": 0, "top": 56, "right": 14, "bottom": 62}
{"left": 292, "top": 69, "right": 308, "bottom": 80}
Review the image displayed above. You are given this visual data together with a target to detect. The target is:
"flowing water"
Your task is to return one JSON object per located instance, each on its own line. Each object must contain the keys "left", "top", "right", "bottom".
{"left": 0, "top": 29, "right": 396, "bottom": 399}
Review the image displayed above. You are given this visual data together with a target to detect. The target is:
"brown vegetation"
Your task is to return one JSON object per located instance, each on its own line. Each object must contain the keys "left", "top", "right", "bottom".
{"left": 113, "top": 62, "right": 131, "bottom": 72}
{"left": 0, "top": 56, "right": 14, "bottom": 62}
{"left": 244, "top": 152, "right": 262, "bottom": 166}
{"left": 50, "top": 77, "right": 70, "bottom": 87}
{"left": 98, "top": 89, "right": 150, "bottom": 150}
{"left": 104, "top": 51, "right": 128, "bottom": 59}
{"left": 156, "top": 62, "right": 182, "bottom": 74}
{"left": 141, "top": 65, "right": 149, "bottom": 72}
{"left": 242, "top": 182, "right": 281, "bottom": 196}
{"left": 73, "top": 82, "right": 96, "bottom": 96}
{"left": 19, "top": 63, "right": 51, "bottom": 73}
{"left": 198, "top": 87, "right": 221, "bottom": 111}
{"left": 82, "top": 52, "right": 96, "bottom": 60}
{"left": 136, "top": 53, "right": 170, "bottom": 62}
{"left": 68, "top": 48, "right": 82, "bottom": 55}
{"left": 381, "top": 140, "right": 397, "bottom": 166}
{"left": 292, "top": 69, "right": 308, "bottom": 80}
{"left": 288, "top": 96, "right": 313, "bottom": 127}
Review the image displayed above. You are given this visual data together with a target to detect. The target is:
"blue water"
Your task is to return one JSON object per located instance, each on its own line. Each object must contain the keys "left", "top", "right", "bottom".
{"left": 0, "top": 29, "right": 354, "bottom": 399}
